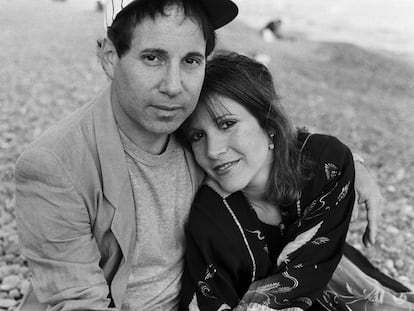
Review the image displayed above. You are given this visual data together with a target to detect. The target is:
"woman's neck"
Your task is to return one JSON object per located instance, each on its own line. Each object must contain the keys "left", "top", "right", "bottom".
{"left": 242, "top": 185, "right": 267, "bottom": 202}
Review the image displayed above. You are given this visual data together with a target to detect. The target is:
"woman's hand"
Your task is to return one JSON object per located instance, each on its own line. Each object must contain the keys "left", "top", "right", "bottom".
{"left": 353, "top": 160, "right": 384, "bottom": 247}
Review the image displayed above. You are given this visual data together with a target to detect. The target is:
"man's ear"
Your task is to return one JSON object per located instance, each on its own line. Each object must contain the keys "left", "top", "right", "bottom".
{"left": 97, "top": 37, "right": 119, "bottom": 80}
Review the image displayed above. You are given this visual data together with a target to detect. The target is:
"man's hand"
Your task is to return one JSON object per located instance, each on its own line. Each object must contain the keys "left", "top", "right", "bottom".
{"left": 353, "top": 160, "right": 384, "bottom": 247}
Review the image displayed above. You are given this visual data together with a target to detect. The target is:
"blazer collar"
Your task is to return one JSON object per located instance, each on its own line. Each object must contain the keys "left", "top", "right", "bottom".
{"left": 92, "top": 84, "right": 136, "bottom": 307}
{"left": 93, "top": 84, "right": 132, "bottom": 210}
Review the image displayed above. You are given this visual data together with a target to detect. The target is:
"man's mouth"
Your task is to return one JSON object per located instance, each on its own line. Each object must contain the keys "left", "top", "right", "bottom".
{"left": 153, "top": 105, "right": 182, "bottom": 111}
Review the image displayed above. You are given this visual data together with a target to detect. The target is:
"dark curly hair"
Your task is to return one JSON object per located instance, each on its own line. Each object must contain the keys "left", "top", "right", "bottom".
{"left": 105, "top": 0, "right": 216, "bottom": 58}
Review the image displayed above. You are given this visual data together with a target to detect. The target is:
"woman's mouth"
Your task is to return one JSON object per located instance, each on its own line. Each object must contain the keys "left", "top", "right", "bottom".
{"left": 213, "top": 160, "right": 239, "bottom": 175}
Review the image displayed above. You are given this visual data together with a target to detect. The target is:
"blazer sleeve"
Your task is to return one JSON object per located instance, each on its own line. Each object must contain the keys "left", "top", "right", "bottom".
{"left": 15, "top": 148, "right": 116, "bottom": 311}
{"left": 236, "top": 135, "right": 356, "bottom": 311}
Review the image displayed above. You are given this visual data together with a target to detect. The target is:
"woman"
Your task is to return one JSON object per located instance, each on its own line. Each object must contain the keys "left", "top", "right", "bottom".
{"left": 178, "top": 52, "right": 414, "bottom": 310}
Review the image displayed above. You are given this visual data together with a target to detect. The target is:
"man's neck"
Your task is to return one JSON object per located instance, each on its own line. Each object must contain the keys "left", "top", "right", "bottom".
{"left": 119, "top": 124, "right": 170, "bottom": 155}
{"left": 111, "top": 91, "right": 169, "bottom": 155}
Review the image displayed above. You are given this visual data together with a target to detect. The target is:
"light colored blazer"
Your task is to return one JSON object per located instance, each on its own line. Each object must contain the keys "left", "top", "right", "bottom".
{"left": 14, "top": 85, "right": 202, "bottom": 311}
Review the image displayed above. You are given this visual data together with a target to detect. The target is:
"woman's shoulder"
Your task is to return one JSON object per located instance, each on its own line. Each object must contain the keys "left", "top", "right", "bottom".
{"left": 299, "top": 132, "right": 352, "bottom": 163}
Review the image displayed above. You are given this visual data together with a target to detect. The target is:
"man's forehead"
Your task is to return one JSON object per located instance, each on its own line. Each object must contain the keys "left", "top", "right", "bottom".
{"left": 129, "top": 7, "right": 206, "bottom": 54}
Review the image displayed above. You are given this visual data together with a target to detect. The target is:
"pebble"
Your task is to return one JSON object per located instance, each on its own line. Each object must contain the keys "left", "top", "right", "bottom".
{"left": 387, "top": 185, "right": 396, "bottom": 193}
{"left": 0, "top": 298, "right": 17, "bottom": 308}
{"left": 385, "top": 226, "right": 399, "bottom": 235}
{"left": 1, "top": 254, "right": 16, "bottom": 264}
{"left": 384, "top": 259, "right": 396, "bottom": 272}
{"left": 8, "top": 289, "right": 20, "bottom": 299}
{"left": 401, "top": 204, "right": 414, "bottom": 216}
{"left": 0, "top": 275, "right": 21, "bottom": 291}
{"left": 395, "top": 259, "right": 405, "bottom": 269}
{"left": 0, "top": 265, "right": 20, "bottom": 279}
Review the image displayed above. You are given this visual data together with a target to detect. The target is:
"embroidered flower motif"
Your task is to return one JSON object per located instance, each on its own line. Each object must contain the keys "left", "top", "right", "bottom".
{"left": 246, "top": 229, "right": 265, "bottom": 240}
{"left": 242, "top": 272, "right": 312, "bottom": 309}
{"left": 257, "top": 282, "right": 281, "bottom": 291}
{"left": 277, "top": 222, "right": 323, "bottom": 266}
{"left": 302, "top": 200, "right": 317, "bottom": 218}
{"left": 325, "top": 163, "right": 341, "bottom": 181}
{"left": 311, "top": 237, "right": 330, "bottom": 245}
{"left": 198, "top": 280, "right": 216, "bottom": 299}
{"left": 336, "top": 181, "right": 350, "bottom": 205}
{"left": 204, "top": 264, "right": 216, "bottom": 280}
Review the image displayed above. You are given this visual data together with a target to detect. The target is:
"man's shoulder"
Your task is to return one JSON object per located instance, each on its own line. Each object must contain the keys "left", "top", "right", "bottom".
{"left": 23, "top": 88, "right": 109, "bottom": 157}
{"left": 15, "top": 87, "right": 112, "bottom": 182}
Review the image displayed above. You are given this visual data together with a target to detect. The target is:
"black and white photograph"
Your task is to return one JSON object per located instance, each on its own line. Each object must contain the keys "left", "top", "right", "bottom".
{"left": 1, "top": 0, "right": 413, "bottom": 310}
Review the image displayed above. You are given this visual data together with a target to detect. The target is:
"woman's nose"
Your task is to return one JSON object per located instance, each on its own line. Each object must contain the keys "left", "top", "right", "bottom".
{"left": 206, "top": 135, "right": 228, "bottom": 159}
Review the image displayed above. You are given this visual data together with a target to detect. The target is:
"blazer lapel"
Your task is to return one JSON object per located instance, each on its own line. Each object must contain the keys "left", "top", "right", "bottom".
{"left": 93, "top": 85, "right": 136, "bottom": 306}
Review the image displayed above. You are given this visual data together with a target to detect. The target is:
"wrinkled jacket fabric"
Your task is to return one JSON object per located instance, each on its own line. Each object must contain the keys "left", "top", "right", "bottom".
{"left": 14, "top": 85, "right": 201, "bottom": 311}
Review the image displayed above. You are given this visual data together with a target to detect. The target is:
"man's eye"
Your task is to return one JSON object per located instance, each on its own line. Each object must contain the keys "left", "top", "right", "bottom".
{"left": 184, "top": 57, "right": 202, "bottom": 66}
{"left": 142, "top": 55, "right": 161, "bottom": 65}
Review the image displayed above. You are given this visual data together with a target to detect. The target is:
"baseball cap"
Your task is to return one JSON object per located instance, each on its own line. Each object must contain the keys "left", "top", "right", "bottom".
{"left": 104, "top": 0, "right": 238, "bottom": 30}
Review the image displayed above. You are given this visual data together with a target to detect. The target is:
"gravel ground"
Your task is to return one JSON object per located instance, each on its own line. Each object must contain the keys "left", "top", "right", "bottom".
{"left": 0, "top": 1, "right": 413, "bottom": 309}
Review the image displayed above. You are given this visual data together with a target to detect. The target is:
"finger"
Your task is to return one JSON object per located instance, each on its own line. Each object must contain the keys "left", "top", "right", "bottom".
{"left": 365, "top": 198, "right": 382, "bottom": 245}
{"left": 362, "top": 227, "right": 371, "bottom": 247}
{"left": 351, "top": 199, "right": 359, "bottom": 222}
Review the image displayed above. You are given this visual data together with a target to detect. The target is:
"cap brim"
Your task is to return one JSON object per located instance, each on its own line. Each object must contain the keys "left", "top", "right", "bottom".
{"left": 198, "top": 0, "right": 238, "bottom": 29}
{"left": 107, "top": 0, "right": 238, "bottom": 30}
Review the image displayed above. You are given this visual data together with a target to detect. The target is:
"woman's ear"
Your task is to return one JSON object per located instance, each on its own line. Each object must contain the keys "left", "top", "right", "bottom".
{"left": 268, "top": 132, "right": 275, "bottom": 150}
{"left": 97, "top": 37, "right": 119, "bottom": 80}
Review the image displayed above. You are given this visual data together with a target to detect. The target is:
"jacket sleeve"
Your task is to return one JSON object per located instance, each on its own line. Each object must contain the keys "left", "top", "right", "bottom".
{"left": 15, "top": 148, "right": 116, "bottom": 311}
{"left": 181, "top": 200, "right": 242, "bottom": 311}
{"left": 236, "top": 135, "right": 356, "bottom": 311}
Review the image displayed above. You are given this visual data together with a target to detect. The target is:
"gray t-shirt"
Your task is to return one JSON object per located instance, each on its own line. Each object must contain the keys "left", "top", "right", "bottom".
{"left": 120, "top": 132, "right": 195, "bottom": 311}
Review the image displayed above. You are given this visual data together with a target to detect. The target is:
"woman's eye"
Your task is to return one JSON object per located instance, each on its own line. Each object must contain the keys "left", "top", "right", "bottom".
{"left": 220, "top": 120, "right": 236, "bottom": 130}
{"left": 189, "top": 132, "right": 204, "bottom": 142}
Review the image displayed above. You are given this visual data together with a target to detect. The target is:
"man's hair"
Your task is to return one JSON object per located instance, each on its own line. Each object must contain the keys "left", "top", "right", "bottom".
{"left": 180, "top": 51, "right": 313, "bottom": 208}
{"left": 107, "top": 0, "right": 216, "bottom": 57}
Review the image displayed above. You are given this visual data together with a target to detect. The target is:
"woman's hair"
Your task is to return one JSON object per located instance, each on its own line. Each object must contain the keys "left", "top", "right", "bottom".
{"left": 181, "top": 51, "right": 311, "bottom": 207}
{"left": 105, "top": 0, "right": 216, "bottom": 57}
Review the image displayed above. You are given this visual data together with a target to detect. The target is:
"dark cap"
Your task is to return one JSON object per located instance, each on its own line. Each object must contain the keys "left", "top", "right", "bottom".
{"left": 104, "top": 0, "right": 238, "bottom": 30}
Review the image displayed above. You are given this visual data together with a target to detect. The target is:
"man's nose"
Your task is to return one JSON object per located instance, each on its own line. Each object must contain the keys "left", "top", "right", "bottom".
{"left": 159, "top": 63, "right": 183, "bottom": 97}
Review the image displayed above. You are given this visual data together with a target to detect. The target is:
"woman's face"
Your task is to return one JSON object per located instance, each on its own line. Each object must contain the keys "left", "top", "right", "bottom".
{"left": 187, "top": 95, "right": 274, "bottom": 193}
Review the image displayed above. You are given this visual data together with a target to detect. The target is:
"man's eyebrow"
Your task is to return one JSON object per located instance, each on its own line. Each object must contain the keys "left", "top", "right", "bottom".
{"left": 140, "top": 48, "right": 168, "bottom": 56}
{"left": 186, "top": 51, "right": 205, "bottom": 59}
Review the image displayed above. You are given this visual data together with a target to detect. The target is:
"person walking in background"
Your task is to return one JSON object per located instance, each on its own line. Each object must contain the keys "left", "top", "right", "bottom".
{"left": 179, "top": 51, "right": 414, "bottom": 310}
{"left": 14, "top": 0, "right": 385, "bottom": 310}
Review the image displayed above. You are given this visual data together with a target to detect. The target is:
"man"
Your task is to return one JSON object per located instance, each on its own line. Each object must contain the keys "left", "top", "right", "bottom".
{"left": 14, "top": 0, "right": 382, "bottom": 310}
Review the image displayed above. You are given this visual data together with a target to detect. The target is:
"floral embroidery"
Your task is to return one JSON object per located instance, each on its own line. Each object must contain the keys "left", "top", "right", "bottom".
{"left": 198, "top": 280, "right": 217, "bottom": 299}
{"left": 198, "top": 264, "right": 219, "bottom": 299}
{"left": 242, "top": 271, "right": 312, "bottom": 309}
{"left": 301, "top": 182, "right": 338, "bottom": 222}
{"left": 277, "top": 222, "right": 323, "bottom": 266}
{"left": 204, "top": 264, "right": 216, "bottom": 280}
{"left": 246, "top": 229, "right": 265, "bottom": 241}
{"left": 325, "top": 163, "right": 341, "bottom": 181}
{"left": 336, "top": 181, "right": 350, "bottom": 205}
{"left": 311, "top": 237, "right": 330, "bottom": 245}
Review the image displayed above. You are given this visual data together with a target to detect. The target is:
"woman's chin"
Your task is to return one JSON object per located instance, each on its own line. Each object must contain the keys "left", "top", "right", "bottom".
{"left": 218, "top": 180, "right": 247, "bottom": 194}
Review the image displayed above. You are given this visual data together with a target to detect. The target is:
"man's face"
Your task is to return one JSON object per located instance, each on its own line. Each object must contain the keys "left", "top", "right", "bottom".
{"left": 111, "top": 5, "right": 206, "bottom": 144}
